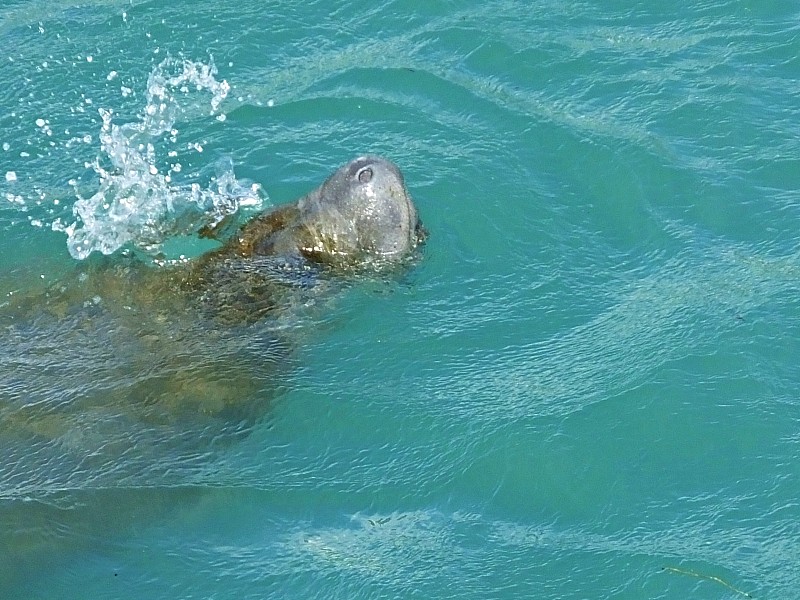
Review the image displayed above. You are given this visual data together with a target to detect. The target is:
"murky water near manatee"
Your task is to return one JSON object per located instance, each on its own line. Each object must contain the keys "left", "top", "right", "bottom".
{"left": 2, "top": 1, "right": 800, "bottom": 598}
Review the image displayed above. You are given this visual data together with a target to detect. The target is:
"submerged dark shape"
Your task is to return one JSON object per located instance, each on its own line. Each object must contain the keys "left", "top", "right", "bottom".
{"left": 0, "top": 155, "right": 425, "bottom": 499}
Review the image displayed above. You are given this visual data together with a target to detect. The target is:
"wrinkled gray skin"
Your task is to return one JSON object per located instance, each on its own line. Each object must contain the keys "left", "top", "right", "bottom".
{"left": 206, "top": 155, "right": 423, "bottom": 268}
{"left": 296, "top": 155, "right": 421, "bottom": 259}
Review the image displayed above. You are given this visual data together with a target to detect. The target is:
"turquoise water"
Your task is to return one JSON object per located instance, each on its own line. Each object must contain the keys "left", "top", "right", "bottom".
{"left": 2, "top": 0, "right": 800, "bottom": 598}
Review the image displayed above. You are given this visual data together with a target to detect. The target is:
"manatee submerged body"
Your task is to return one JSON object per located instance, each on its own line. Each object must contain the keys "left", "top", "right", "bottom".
{"left": 0, "top": 156, "right": 424, "bottom": 482}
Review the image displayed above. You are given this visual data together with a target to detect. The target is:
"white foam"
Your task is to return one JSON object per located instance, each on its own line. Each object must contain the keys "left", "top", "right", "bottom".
{"left": 63, "top": 58, "right": 264, "bottom": 260}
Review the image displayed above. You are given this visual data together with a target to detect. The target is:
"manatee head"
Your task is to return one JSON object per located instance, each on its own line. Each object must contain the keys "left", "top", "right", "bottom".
{"left": 296, "top": 156, "right": 423, "bottom": 266}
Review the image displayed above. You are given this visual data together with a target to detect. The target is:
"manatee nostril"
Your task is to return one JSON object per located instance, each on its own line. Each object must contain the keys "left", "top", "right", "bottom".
{"left": 357, "top": 167, "right": 373, "bottom": 184}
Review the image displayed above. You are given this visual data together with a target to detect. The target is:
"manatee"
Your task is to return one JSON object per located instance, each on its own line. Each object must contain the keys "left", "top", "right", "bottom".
{"left": 7, "top": 155, "right": 424, "bottom": 323}
{"left": 210, "top": 154, "right": 423, "bottom": 265}
{"left": 0, "top": 156, "right": 425, "bottom": 494}
{"left": 184, "top": 154, "right": 426, "bottom": 322}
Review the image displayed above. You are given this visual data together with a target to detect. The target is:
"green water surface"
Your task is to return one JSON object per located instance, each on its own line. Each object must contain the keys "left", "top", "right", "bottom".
{"left": 1, "top": 1, "right": 799, "bottom": 598}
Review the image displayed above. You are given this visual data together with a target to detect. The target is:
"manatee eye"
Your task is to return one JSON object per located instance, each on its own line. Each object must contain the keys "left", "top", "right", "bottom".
{"left": 357, "top": 166, "right": 373, "bottom": 184}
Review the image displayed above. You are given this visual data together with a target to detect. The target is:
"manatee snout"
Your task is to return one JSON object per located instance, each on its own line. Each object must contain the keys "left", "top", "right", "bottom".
{"left": 201, "top": 155, "right": 423, "bottom": 279}
{"left": 298, "top": 155, "right": 422, "bottom": 261}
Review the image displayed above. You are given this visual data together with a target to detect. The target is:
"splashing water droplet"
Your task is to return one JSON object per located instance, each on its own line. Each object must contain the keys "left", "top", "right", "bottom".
{"left": 63, "top": 58, "right": 264, "bottom": 260}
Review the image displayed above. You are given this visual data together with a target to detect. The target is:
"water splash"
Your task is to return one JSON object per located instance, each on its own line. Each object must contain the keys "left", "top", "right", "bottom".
{"left": 58, "top": 58, "right": 264, "bottom": 260}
